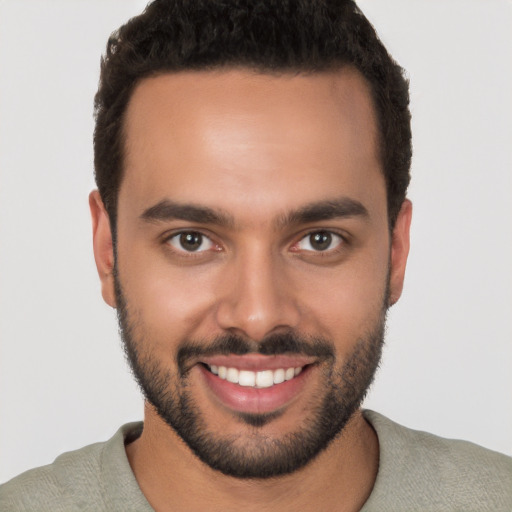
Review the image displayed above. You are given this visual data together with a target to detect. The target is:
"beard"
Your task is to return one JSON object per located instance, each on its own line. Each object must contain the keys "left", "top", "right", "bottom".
{"left": 115, "top": 276, "right": 387, "bottom": 479}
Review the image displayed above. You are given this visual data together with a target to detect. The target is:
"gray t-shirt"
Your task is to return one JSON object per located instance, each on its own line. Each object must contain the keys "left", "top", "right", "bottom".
{"left": 1, "top": 410, "right": 511, "bottom": 511}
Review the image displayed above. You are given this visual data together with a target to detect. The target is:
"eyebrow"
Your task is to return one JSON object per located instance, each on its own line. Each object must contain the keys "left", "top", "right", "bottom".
{"left": 140, "top": 200, "right": 234, "bottom": 227}
{"left": 277, "top": 197, "right": 369, "bottom": 227}
{"left": 140, "top": 196, "right": 369, "bottom": 228}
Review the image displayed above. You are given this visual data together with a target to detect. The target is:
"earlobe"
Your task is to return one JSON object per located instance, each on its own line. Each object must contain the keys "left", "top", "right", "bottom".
{"left": 89, "top": 190, "right": 117, "bottom": 308}
{"left": 388, "top": 199, "right": 412, "bottom": 306}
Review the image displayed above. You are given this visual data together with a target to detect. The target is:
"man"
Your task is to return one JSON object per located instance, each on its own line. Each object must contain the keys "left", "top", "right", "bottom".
{"left": 1, "top": 0, "right": 511, "bottom": 510}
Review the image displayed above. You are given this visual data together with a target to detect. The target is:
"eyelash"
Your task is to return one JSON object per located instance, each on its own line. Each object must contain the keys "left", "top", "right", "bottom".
{"left": 163, "top": 229, "right": 348, "bottom": 258}
{"left": 164, "top": 231, "right": 220, "bottom": 256}
{"left": 288, "top": 231, "right": 349, "bottom": 261}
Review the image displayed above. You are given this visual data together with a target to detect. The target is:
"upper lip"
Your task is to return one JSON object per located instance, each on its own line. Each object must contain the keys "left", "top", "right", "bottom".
{"left": 199, "top": 354, "right": 316, "bottom": 371}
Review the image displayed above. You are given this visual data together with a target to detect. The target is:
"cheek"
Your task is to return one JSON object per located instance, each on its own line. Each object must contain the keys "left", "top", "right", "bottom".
{"left": 118, "top": 249, "right": 223, "bottom": 344}
{"left": 295, "top": 252, "right": 389, "bottom": 340}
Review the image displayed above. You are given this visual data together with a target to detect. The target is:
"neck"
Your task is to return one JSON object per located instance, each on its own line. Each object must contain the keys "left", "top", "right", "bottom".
{"left": 126, "top": 404, "right": 379, "bottom": 512}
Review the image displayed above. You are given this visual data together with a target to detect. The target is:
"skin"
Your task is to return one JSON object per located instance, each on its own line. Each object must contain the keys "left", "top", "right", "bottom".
{"left": 90, "top": 68, "right": 412, "bottom": 511}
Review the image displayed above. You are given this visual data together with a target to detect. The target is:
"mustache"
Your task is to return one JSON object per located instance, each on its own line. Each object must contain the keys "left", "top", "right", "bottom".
{"left": 177, "top": 331, "right": 334, "bottom": 375}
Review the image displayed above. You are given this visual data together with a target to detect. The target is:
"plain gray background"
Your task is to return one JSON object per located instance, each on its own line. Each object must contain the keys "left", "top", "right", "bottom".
{"left": 1, "top": 0, "right": 511, "bottom": 483}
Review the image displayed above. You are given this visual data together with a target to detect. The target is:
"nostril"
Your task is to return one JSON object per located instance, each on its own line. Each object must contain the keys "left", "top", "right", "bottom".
{"left": 214, "top": 270, "right": 301, "bottom": 341}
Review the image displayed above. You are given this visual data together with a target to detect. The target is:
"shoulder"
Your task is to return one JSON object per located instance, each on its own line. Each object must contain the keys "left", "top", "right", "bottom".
{"left": 0, "top": 440, "right": 106, "bottom": 511}
{"left": 0, "top": 422, "right": 146, "bottom": 512}
{"left": 362, "top": 410, "right": 512, "bottom": 512}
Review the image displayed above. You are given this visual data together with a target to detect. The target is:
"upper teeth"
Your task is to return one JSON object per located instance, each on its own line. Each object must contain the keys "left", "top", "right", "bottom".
{"left": 209, "top": 365, "right": 303, "bottom": 388}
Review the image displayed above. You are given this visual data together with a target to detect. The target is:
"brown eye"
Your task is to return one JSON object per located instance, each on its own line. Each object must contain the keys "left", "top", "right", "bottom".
{"left": 310, "top": 232, "right": 332, "bottom": 251}
{"left": 168, "top": 231, "right": 214, "bottom": 252}
{"left": 296, "top": 231, "right": 342, "bottom": 252}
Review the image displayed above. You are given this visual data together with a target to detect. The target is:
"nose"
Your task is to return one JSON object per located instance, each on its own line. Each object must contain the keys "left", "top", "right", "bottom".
{"left": 215, "top": 246, "right": 301, "bottom": 341}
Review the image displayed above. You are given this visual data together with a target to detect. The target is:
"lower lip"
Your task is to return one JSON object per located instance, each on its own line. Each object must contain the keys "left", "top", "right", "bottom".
{"left": 199, "top": 364, "right": 311, "bottom": 414}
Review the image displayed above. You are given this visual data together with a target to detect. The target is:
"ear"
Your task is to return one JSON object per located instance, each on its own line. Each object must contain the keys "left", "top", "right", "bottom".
{"left": 388, "top": 199, "right": 412, "bottom": 306}
{"left": 89, "top": 190, "right": 117, "bottom": 308}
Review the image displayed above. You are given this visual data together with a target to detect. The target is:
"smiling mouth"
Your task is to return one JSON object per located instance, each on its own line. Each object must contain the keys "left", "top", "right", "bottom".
{"left": 205, "top": 364, "right": 304, "bottom": 389}
{"left": 198, "top": 356, "right": 315, "bottom": 414}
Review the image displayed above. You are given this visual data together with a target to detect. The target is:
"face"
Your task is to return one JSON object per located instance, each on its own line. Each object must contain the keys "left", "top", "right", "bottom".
{"left": 90, "top": 68, "right": 411, "bottom": 478}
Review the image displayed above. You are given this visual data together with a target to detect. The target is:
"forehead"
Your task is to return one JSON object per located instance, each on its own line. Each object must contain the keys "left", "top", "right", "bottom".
{"left": 120, "top": 68, "right": 383, "bottom": 223}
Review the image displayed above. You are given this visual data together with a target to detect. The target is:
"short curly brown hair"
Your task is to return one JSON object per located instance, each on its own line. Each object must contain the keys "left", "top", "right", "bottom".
{"left": 94, "top": 0, "right": 411, "bottom": 234}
